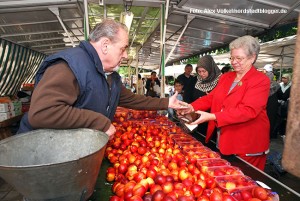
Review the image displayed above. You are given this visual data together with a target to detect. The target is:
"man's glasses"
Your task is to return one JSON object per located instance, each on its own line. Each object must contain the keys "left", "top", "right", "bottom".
{"left": 229, "top": 57, "right": 245, "bottom": 63}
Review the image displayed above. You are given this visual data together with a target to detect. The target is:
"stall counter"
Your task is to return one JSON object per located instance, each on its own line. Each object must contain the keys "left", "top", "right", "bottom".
{"left": 88, "top": 132, "right": 300, "bottom": 201}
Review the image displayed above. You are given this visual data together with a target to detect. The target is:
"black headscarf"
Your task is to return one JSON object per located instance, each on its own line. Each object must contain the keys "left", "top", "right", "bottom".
{"left": 195, "top": 55, "right": 221, "bottom": 92}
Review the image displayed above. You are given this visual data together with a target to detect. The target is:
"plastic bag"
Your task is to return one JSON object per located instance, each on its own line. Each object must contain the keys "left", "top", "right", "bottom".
{"left": 153, "top": 84, "right": 161, "bottom": 95}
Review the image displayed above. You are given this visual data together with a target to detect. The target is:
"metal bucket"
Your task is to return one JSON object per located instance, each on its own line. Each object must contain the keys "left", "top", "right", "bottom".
{"left": 0, "top": 128, "right": 108, "bottom": 201}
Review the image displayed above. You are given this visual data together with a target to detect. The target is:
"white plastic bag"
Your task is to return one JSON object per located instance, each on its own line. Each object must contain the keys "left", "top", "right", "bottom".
{"left": 153, "top": 84, "right": 161, "bottom": 95}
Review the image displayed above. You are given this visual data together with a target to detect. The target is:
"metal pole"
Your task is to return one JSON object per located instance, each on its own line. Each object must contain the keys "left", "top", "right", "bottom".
{"left": 160, "top": 3, "right": 164, "bottom": 97}
{"left": 163, "top": 0, "right": 170, "bottom": 41}
{"left": 160, "top": 0, "right": 169, "bottom": 98}
{"left": 84, "top": 0, "right": 90, "bottom": 39}
{"left": 135, "top": 48, "right": 139, "bottom": 94}
{"left": 279, "top": 47, "right": 285, "bottom": 80}
{"left": 49, "top": 7, "right": 75, "bottom": 47}
{"left": 103, "top": 3, "right": 107, "bottom": 19}
{"left": 282, "top": 14, "right": 300, "bottom": 178}
{"left": 165, "top": 16, "right": 194, "bottom": 64}
{"left": 128, "top": 65, "right": 131, "bottom": 88}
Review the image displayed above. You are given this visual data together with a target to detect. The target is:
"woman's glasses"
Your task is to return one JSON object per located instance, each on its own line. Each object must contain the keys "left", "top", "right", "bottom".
{"left": 229, "top": 57, "right": 245, "bottom": 63}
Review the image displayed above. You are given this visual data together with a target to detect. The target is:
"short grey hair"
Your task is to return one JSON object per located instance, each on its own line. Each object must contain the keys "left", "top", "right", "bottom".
{"left": 88, "top": 19, "right": 128, "bottom": 43}
{"left": 229, "top": 35, "right": 260, "bottom": 63}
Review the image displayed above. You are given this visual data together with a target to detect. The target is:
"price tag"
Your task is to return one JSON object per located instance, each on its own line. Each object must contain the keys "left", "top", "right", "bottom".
{"left": 256, "top": 180, "right": 271, "bottom": 189}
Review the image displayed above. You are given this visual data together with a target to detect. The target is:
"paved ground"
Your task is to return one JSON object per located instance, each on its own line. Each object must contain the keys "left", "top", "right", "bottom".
{"left": 265, "top": 136, "right": 300, "bottom": 193}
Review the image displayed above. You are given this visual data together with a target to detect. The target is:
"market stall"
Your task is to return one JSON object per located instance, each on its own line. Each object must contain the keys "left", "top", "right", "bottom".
{"left": 1, "top": 111, "right": 300, "bottom": 201}
{"left": 87, "top": 108, "right": 300, "bottom": 201}
{"left": 0, "top": 1, "right": 300, "bottom": 200}
{"left": 90, "top": 156, "right": 300, "bottom": 201}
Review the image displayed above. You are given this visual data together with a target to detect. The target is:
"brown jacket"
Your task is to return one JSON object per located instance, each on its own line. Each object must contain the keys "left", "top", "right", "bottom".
{"left": 28, "top": 62, "right": 169, "bottom": 132}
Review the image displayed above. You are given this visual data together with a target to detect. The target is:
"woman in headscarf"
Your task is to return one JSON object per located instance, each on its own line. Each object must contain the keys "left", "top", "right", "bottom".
{"left": 190, "top": 55, "right": 222, "bottom": 135}
{"left": 277, "top": 73, "right": 292, "bottom": 136}
{"left": 191, "top": 55, "right": 222, "bottom": 102}
{"left": 278, "top": 74, "right": 292, "bottom": 100}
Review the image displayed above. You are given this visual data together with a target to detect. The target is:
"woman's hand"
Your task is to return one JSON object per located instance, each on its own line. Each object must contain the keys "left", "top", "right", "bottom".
{"left": 175, "top": 103, "right": 194, "bottom": 115}
{"left": 189, "top": 111, "right": 216, "bottom": 125}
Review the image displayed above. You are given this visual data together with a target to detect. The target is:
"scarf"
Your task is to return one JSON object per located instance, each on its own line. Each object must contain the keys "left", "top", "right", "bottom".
{"left": 280, "top": 82, "right": 291, "bottom": 93}
{"left": 266, "top": 72, "right": 280, "bottom": 96}
{"left": 195, "top": 55, "right": 221, "bottom": 92}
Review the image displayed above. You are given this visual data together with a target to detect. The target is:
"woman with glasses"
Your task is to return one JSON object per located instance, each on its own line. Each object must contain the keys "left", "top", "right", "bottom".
{"left": 178, "top": 35, "right": 270, "bottom": 170}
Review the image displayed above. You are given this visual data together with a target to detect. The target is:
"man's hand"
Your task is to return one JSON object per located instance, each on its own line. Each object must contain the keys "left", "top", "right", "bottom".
{"left": 189, "top": 111, "right": 216, "bottom": 125}
{"left": 105, "top": 124, "right": 116, "bottom": 140}
{"left": 169, "top": 91, "right": 191, "bottom": 110}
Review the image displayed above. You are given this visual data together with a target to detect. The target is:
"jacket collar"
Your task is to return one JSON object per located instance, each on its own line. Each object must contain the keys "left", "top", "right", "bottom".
{"left": 227, "top": 66, "right": 257, "bottom": 94}
{"left": 79, "top": 41, "right": 105, "bottom": 75}
{"left": 227, "top": 66, "right": 257, "bottom": 80}
{"left": 240, "top": 66, "right": 257, "bottom": 81}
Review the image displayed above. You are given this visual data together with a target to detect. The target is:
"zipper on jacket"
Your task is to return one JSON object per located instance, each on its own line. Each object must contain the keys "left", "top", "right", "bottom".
{"left": 105, "top": 74, "right": 114, "bottom": 117}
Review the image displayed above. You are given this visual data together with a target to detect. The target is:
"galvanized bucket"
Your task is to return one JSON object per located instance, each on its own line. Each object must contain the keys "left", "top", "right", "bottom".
{"left": 0, "top": 129, "right": 108, "bottom": 201}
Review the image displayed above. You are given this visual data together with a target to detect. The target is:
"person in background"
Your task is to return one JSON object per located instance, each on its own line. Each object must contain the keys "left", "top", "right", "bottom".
{"left": 263, "top": 64, "right": 280, "bottom": 139}
{"left": 142, "top": 77, "right": 146, "bottom": 95}
{"left": 191, "top": 55, "right": 222, "bottom": 135}
{"left": 177, "top": 64, "right": 195, "bottom": 103}
{"left": 192, "top": 55, "right": 221, "bottom": 102}
{"left": 131, "top": 83, "right": 137, "bottom": 93}
{"left": 17, "top": 19, "right": 184, "bottom": 139}
{"left": 137, "top": 74, "right": 144, "bottom": 95}
{"left": 221, "top": 65, "right": 232, "bottom": 74}
{"left": 168, "top": 79, "right": 184, "bottom": 121}
{"left": 178, "top": 35, "right": 270, "bottom": 170}
{"left": 123, "top": 77, "right": 130, "bottom": 88}
{"left": 277, "top": 73, "right": 292, "bottom": 137}
{"left": 145, "top": 71, "right": 160, "bottom": 97}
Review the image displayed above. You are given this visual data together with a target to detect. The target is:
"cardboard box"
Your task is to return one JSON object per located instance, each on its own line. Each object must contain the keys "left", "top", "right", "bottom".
{"left": 12, "top": 100, "right": 22, "bottom": 108}
{"left": 0, "top": 102, "right": 14, "bottom": 112}
{"left": 13, "top": 104, "right": 22, "bottom": 114}
{"left": 0, "top": 111, "right": 15, "bottom": 122}
{"left": 14, "top": 110, "right": 22, "bottom": 116}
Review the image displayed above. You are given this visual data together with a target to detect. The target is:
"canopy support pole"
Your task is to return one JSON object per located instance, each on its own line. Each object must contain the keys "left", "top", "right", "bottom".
{"left": 83, "top": 0, "right": 90, "bottom": 39}
{"left": 49, "top": 7, "right": 75, "bottom": 47}
{"left": 159, "top": 1, "right": 169, "bottom": 98}
{"left": 279, "top": 47, "right": 285, "bottom": 80}
{"left": 165, "top": 15, "right": 194, "bottom": 64}
{"left": 135, "top": 48, "right": 140, "bottom": 94}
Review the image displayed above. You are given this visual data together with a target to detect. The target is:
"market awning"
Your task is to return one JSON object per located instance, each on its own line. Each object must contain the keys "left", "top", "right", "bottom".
{"left": 1, "top": 0, "right": 299, "bottom": 70}
{"left": 212, "top": 35, "right": 296, "bottom": 69}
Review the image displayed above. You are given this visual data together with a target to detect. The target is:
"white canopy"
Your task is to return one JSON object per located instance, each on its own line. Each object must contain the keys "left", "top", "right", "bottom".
{"left": 212, "top": 35, "right": 296, "bottom": 69}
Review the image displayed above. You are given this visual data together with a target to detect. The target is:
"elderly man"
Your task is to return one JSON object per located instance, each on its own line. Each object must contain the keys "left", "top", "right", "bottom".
{"left": 18, "top": 19, "right": 184, "bottom": 139}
